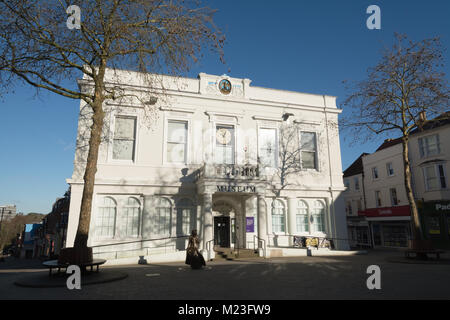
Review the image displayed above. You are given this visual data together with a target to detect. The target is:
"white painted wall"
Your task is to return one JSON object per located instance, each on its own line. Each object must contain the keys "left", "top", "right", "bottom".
{"left": 66, "top": 70, "right": 349, "bottom": 263}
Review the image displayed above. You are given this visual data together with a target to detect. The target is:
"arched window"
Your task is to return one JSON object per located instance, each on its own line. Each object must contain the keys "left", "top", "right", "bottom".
{"left": 311, "top": 200, "right": 325, "bottom": 233}
{"left": 124, "top": 197, "right": 140, "bottom": 237}
{"left": 296, "top": 200, "right": 309, "bottom": 233}
{"left": 272, "top": 199, "right": 285, "bottom": 233}
{"left": 177, "top": 198, "right": 195, "bottom": 236}
{"left": 156, "top": 197, "right": 172, "bottom": 236}
{"left": 96, "top": 197, "right": 116, "bottom": 238}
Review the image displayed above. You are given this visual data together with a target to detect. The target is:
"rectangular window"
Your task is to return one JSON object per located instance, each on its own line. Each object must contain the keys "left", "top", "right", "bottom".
{"left": 372, "top": 167, "right": 379, "bottom": 180}
{"left": 344, "top": 179, "right": 350, "bottom": 191}
{"left": 258, "top": 128, "right": 277, "bottom": 167}
{"left": 419, "top": 134, "right": 440, "bottom": 157}
{"left": 424, "top": 164, "right": 447, "bottom": 190}
{"left": 215, "top": 125, "right": 235, "bottom": 164}
{"left": 167, "top": 120, "right": 188, "bottom": 163}
{"left": 272, "top": 215, "right": 285, "bottom": 233}
{"left": 113, "top": 116, "right": 136, "bottom": 160}
{"left": 346, "top": 201, "right": 353, "bottom": 215}
{"left": 390, "top": 188, "right": 398, "bottom": 206}
{"left": 181, "top": 208, "right": 193, "bottom": 235}
{"left": 124, "top": 206, "right": 140, "bottom": 237}
{"left": 354, "top": 177, "right": 360, "bottom": 190}
{"left": 375, "top": 190, "right": 382, "bottom": 207}
{"left": 356, "top": 199, "right": 362, "bottom": 212}
{"left": 438, "top": 164, "right": 447, "bottom": 189}
{"left": 300, "top": 131, "right": 317, "bottom": 170}
{"left": 386, "top": 162, "right": 394, "bottom": 176}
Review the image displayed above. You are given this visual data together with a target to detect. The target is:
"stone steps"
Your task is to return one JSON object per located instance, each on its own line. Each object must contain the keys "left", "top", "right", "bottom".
{"left": 213, "top": 247, "right": 260, "bottom": 260}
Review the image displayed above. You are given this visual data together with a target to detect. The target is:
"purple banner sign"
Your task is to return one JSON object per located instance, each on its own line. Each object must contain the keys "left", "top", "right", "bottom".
{"left": 246, "top": 217, "right": 254, "bottom": 233}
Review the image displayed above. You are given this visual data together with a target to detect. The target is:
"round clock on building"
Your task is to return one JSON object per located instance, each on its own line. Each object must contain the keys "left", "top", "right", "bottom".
{"left": 219, "top": 79, "right": 232, "bottom": 94}
{"left": 216, "top": 128, "right": 232, "bottom": 145}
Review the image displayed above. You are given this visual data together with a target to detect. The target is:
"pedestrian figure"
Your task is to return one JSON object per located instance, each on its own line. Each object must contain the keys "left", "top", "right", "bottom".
{"left": 185, "top": 229, "right": 206, "bottom": 269}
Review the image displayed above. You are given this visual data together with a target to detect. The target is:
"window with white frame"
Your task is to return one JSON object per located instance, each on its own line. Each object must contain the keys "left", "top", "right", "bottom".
{"left": 372, "top": 167, "right": 379, "bottom": 179}
{"left": 311, "top": 200, "right": 325, "bottom": 233}
{"left": 296, "top": 200, "right": 309, "bottom": 232}
{"left": 113, "top": 116, "right": 136, "bottom": 160}
{"left": 346, "top": 201, "right": 353, "bottom": 215}
{"left": 167, "top": 120, "right": 188, "bottom": 163}
{"left": 419, "top": 134, "right": 440, "bottom": 158}
{"left": 386, "top": 162, "right": 394, "bottom": 176}
{"left": 258, "top": 128, "right": 277, "bottom": 167}
{"left": 300, "top": 131, "right": 317, "bottom": 170}
{"left": 215, "top": 125, "right": 235, "bottom": 164}
{"left": 177, "top": 198, "right": 195, "bottom": 236}
{"left": 390, "top": 188, "right": 398, "bottom": 206}
{"left": 271, "top": 199, "right": 286, "bottom": 233}
{"left": 155, "top": 197, "right": 172, "bottom": 236}
{"left": 344, "top": 179, "right": 350, "bottom": 191}
{"left": 96, "top": 197, "right": 116, "bottom": 238}
{"left": 375, "top": 190, "right": 382, "bottom": 207}
{"left": 124, "top": 197, "right": 140, "bottom": 237}
{"left": 423, "top": 164, "right": 447, "bottom": 190}
{"left": 354, "top": 177, "right": 360, "bottom": 190}
{"left": 356, "top": 199, "right": 362, "bottom": 212}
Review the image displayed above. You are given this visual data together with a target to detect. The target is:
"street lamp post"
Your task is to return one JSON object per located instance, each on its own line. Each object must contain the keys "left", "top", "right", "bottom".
{"left": 0, "top": 207, "right": 5, "bottom": 233}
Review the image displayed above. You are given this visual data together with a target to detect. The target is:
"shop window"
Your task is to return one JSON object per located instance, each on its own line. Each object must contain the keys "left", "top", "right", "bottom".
{"left": 426, "top": 216, "right": 441, "bottom": 235}
{"left": 272, "top": 199, "right": 286, "bottom": 233}
{"left": 96, "top": 197, "right": 116, "bottom": 238}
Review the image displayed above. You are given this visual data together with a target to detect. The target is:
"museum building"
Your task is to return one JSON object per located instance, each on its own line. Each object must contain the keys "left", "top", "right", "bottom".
{"left": 65, "top": 70, "right": 349, "bottom": 264}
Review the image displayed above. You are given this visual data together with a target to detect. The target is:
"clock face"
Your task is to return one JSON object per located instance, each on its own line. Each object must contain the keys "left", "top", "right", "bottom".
{"left": 219, "top": 79, "right": 232, "bottom": 94}
{"left": 216, "top": 128, "right": 232, "bottom": 145}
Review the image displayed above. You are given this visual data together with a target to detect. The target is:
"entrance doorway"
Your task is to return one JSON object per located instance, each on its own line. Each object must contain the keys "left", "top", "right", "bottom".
{"left": 214, "top": 216, "right": 230, "bottom": 247}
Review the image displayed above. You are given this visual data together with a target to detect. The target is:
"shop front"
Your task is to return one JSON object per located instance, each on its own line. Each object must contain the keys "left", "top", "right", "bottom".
{"left": 360, "top": 205, "right": 412, "bottom": 248}
{"left": 347, "top": 217, "right": 371, "bottom": 248}
{"left": 418, "top": 200, "right": 450, "bottom": 249}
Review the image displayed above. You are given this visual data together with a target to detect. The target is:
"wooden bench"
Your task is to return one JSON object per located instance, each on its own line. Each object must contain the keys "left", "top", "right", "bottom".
{"left": 42, "top": 259, "right": 106, "bottom": 276}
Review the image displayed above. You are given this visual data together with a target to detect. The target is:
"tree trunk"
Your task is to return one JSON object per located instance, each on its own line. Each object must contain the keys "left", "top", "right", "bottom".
{"left": 401, "top": 136, "right": 423, "bottom": 241}
{"left": 73, "top": 67, "right": 106, "bottom": 251}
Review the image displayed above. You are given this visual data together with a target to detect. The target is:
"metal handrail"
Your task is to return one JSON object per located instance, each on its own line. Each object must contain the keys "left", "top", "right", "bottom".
{"left": 206, "top": 239, "right": 215, "bottom": 252}
{"left": 267, "top": 234, "right": 358, "bottom": 250}
{"left": 89, "top": 235, "right": 189, "bottom": 256}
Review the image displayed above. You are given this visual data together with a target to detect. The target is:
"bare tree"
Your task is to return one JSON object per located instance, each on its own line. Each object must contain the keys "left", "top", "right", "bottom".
{"left": 342, "top": 34, "right": 449, "bottom": 242}
{"left": 266, "top": 122, "right": 302, "bottom": 197}
{"left": 0, "top": 0, "right": 224, "bottom": 263}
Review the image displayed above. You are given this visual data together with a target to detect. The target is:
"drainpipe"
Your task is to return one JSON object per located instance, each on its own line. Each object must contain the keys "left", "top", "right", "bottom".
{"left": 323, "top": 98, "right": 338, "bottom": 249}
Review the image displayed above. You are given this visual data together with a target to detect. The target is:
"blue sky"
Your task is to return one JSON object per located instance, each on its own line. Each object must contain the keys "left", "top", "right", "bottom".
{"left": 0, "top": 0, "right": 449, "bottom": 214}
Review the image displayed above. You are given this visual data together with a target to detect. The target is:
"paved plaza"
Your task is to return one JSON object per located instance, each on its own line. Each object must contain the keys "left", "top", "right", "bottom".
{"left": 1, "top": 250, "right": 449, "bottom": 300}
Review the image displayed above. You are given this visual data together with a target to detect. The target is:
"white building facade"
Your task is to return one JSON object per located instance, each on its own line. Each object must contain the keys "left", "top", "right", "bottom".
{"left": 66, "top": 70, "right": 349, "bottom": 264}
{"left": 361, "top": 139, "right": 412, "bottom": 248}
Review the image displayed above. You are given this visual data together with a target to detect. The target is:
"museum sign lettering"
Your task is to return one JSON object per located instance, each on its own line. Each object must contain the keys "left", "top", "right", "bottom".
{"left": 217, "top": 185, "right": 256, "bottom": 193}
